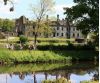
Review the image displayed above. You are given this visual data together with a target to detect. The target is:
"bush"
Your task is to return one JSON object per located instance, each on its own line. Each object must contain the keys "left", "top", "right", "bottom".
{"left": 75, "top": 38, "right": 84, "bottom": 43}
{"left": 23, "top": 44, "right": 29, "bottom": 50}
{"left": 37, "top": 44, "right": 95, "bottom": 51}
{"left": 14, "top": 44, "right": 20, "bottom": 50}
{"left": 19, "top": 35, "right": 28, "bottom": 44}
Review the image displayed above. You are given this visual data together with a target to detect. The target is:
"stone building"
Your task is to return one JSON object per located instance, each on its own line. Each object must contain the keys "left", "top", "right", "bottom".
{"left": 15, "top": 15, "right": 84, "bottom": 39}
{"left": 15, "top": 16, "right": 35, "bottom": 37}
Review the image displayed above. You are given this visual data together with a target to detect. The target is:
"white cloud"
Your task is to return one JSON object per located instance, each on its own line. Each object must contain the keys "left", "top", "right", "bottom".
{"left": 52, "top": 3, "right": 76, "bottom": 19}
{"left": 54, "top": 3, "right": 75, "bottom": 13}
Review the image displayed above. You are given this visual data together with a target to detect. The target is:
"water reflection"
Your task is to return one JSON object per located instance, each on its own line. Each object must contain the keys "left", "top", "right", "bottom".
{"left": 0, "top": 62, "right": 99, "bottom": 83}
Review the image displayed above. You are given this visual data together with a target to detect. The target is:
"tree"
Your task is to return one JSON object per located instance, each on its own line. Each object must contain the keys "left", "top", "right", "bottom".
{"left": 2, "top": 19, "right": 15, "bottom": 32}
{"left": 0, "top": 19, "right": 3, "bottom": 28}
{"left": 64, "top": 0, "right": 99, "bottom": 45}
{"left": 31, "top": 0, "right": 55, "bottom": 49}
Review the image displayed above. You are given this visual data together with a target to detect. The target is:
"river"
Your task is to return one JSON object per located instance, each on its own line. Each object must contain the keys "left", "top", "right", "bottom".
{"left": 0, "top": 61, "right": 98, "bottom": 83}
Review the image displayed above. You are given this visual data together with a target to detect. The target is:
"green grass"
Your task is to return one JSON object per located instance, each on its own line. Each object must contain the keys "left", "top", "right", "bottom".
{"left": 0, "top": 37, "right": 75, "bottom": 44}
{"left": 0, "top": 49, "right": 72, "bottom": 64}
{"left": 0, "top": 37, "right": 19, "bottom": 43}
{"left": 0, "top": 48, "right": 98, "bottom": 64}
{"left": 53, "top": 51, "right": 98, "bottom": 61}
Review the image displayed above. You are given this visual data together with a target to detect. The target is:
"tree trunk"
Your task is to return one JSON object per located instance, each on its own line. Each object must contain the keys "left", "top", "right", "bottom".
{"left": 34, "top": 74, "right": 37, "bottom": 83}
{"left": 34, "top": 33, "right": 37, "bottom": 50}
{"left": 34, "top": 19, "right": 40, "bottom": 50}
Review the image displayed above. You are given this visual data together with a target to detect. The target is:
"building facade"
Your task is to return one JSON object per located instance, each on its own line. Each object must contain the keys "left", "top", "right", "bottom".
{"left": 15, "top": 15, "right": 84, "bottom": 39}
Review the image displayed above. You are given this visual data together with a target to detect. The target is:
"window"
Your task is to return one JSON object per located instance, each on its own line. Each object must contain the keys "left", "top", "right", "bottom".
{"left": 73, "top": 27, "right": 75, "bottom": 31}
{"left": 61, "top": 33, "right": 63, "bottom": 36}
{"left": 57, "top": 33, "right": 59, "bottom": 36}
{"left": 62, "top": 27, "right": 63, "bottom": 30}
{"left": 73, "top": 33, "right": 75, "bottom": 37}
{"left": 53, "top": 33, "right": 55, "bottom": 37}
{"left": 57, "top": 27, "right": 59, "bottom": 30}
{"left": 77, "top": 33, "right": 79, "bottom": 38}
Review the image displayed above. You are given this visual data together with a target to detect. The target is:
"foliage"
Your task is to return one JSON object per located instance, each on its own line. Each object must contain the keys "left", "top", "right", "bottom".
{"left": 64, "top": 0, "right": 99, "bottom": 46}
{"left": 53, "top": 50, "right": 98, "bottom": 61}
{"left": 19, "top": 35, "right": 28, "bottom": 44}
{"left": 37, "top": 44, "right": 95, "bottom": 51}
{"left": 0, "top": 48, "right": 98, "bottom": 63}
{"left": 30, "top": 0, "right": 55, "bottom": 49}
{"left": 0, "top": 18, "right": 15, "bottom": 31}
{"left": 14, "top": 44, "right": 21, "bottom": 50}
{"left": 0, "top": 49, "right": 71, "bottom": 64}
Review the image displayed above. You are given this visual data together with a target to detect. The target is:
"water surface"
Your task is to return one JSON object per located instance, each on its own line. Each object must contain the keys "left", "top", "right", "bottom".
{"left": 0, "top": 62, "right": 98, "bottom": 83}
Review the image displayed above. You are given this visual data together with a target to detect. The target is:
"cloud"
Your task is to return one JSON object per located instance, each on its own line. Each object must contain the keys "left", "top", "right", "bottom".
{"left": 53, "top": 3, "right": 76, "bottom": 18}
{"left": 54, "top": 3, "right": 75, "bottom": 13}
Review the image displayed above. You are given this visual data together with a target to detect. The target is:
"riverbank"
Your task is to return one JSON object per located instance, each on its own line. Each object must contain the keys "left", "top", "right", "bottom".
{"left": 0, "top": 61, "right": 98, "bottom": 83}
{"left": 0, "top": 49, "right": 71, "bottom": 64}
{"left": 0, "top": 49, "right": 98, "bottom": 64}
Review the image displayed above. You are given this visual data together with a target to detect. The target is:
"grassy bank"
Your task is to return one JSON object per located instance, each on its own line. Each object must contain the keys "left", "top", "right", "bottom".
{"left": 0, "top": 49, "right": 71, "bottom": 64}
{"left": 0, "top": 37, "right": 74, "bottom": 43}
{"left": 0, "top": 48, "right": 98, "bottom": 64}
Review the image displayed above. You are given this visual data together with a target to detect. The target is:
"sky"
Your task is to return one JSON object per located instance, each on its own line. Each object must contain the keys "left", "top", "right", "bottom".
{"left": 0, "top": 0, "right": 75, "bottom": 20}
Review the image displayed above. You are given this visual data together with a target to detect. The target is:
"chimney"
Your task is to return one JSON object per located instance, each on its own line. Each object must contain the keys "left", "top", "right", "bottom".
{"left": 57, "top": 14, "right": 59, "bottom": 20}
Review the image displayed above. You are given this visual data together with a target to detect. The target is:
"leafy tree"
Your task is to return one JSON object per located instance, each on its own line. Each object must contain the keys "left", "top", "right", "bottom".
{"left": 64, "top": 0, "right": 99, "bottom": 45}
{"left": 2, "top": 19, "right": 15, "bottom": 32}
{"left": 31, "top": 0, "right": 55, "bottom": 49}
{"left": 0, "top": 19, "right": 3, "bottom": 28}
{"left": 19, "top": 35, "right": 28, "bottom": 44}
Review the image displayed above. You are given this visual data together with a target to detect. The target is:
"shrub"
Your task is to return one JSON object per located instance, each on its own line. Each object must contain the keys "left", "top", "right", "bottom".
{"left": 23, "top": 44, "right": 29, "bottom": 50}
{"left": 75, "top": 38, "right": 84, "bottom": 43}
{"left": 19, "top": 35, "right": 28, "bottom": 44}
{"left": 14, "top": 44, "right": 20, "bottom": 50}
